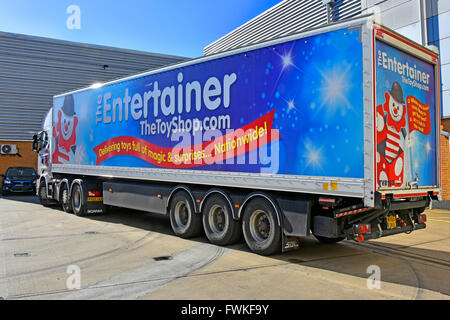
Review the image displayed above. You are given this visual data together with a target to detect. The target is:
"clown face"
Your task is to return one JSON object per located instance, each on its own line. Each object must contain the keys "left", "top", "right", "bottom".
{"left": 388, "top": 93, "right": 404, "bottom": 123}
{"left": 61, "top": 112, "right": 75, "bottom": 141}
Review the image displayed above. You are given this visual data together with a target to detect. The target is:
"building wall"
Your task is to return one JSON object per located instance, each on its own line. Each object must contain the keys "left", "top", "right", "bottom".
{"left": 0, "top": 31, "right": 187, "bottom": 186}
{"left": 204, "top": 0, "right": 361, "bottom": 56}
{"left": 440, "top": 118, "right": 450, "bottom": 200}
{"left": 440, "top": 131, "right": 450, "bottom": 200}
{"left": 362, "top": 0, "right": 450, "bottom": 117}
{"left": 206, "top": 0, "right": 449, "bottom": 117}
{"left": 0, "top": 31, "right": 188, "bottom": 142}
{"left": 0, "top": 141, "right": 36, "bottom": 185}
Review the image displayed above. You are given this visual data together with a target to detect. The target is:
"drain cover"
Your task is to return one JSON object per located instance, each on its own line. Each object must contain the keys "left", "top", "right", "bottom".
{"left": 153, "top": 255, "right": 173, "bottom": 261}
{"left": 14, "top": 253, "right": 30, "bottom": 257}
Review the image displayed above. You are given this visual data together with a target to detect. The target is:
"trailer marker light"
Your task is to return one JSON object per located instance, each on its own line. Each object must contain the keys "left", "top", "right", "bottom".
{"left": 234, "top": 204, "right": 240, "bottom": 208}
{"left": 88, "top": 191, "right": 101, "bottom": 197}
{"left": 196, "top": 199, "right": 201, "bottom": 203}
{"left": 157, "top": 194, "right": 162, "bottom": 199}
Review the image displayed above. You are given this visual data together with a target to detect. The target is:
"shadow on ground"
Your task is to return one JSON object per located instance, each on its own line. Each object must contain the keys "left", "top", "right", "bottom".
{"left": 0, "top": 194, "right": 39, "bottom": 205}
{"left": 82, "top": 206, "right": 450, "bottom": 297}
{"left": 4, "top": 195, "right": 449, "bottom": 297}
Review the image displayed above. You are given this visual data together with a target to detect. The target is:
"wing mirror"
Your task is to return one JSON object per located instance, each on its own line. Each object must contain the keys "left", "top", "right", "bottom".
{"left": 32, "top": 134, "right": 39, "bottom": 152}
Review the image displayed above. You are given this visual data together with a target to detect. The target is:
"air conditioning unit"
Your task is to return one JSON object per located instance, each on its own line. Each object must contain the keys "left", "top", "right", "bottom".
{"left": 0, "top": 144, "right": 18, "bottom": 155}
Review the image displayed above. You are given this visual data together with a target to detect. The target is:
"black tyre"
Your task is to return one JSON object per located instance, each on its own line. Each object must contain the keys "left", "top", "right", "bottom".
{"left": 314, "top": 235, "right": 345, "bottom": 244}
{"left": 169, "top": 191, "right": 202, "bottom": 238}
{"left": 71, "top": 183, "right": 87, "bottom": 216}
{"left": 60, "top": 183, "right": 73, "bottom": 213}
{"left": 242, "top": 198, "right": 281, "bottom": 256}
{"left": 202, "top": 194, "right": 242, "bottom": 246}
{"left": 38, "top": 182, "right": 51, "bottom": 207}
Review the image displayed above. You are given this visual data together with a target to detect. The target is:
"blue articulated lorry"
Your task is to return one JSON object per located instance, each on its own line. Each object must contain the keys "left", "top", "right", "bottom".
{"left": 33, "top": 16, "right": 441, "bottom": 255}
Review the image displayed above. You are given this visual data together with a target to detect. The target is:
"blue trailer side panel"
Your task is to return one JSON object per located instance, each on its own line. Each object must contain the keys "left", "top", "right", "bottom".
{"left": 52, "top": 27, "right": 364, "bottom": 179}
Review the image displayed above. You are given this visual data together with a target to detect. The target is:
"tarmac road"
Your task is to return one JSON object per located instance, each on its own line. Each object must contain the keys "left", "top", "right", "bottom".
{"left": 0, "top": 194, "right": 449, "bottom": 300}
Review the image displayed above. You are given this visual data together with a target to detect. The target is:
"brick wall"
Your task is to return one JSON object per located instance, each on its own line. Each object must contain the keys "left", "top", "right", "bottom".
{"left": 440, "top": 120, "right": 450, "bottom": 200}
{"left": 0, "top": 141, "right": 37, "bottom": 183}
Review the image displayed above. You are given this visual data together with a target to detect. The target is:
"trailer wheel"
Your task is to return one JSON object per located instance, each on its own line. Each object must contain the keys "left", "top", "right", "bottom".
{"left": 169, "top": 191, "right": 202, "bottom": 238}
{"left": 242, "top": 198, "right": 281, "bottom": 255}
{"left": 314, "top": 235, "right": 345, "bottom": 244}
{"left": 202, "top": 194, "right": 242, "bottom": 246}
{"left": 60, "top": 183, "right": 73, "bottom": 213}
{"left": 71, "top": 183, "right": 87, "bottom": 216}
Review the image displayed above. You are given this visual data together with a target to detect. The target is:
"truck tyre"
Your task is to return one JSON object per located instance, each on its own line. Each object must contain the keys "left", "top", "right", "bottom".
{"left": 71, "top": 183, "right": 88, "bottom": 216}
{"left": 38, "top": 183, "right": 51, "bottom": 207}
{"left": 242, "top": 198, "right": 281, "bottom": 255}
{"left": 169, "top": 191, "right": 202, "bottom": 238}
{"left": 314, "top": 235, "right": 345, "bottom": 244}
{"left": 202, "top": 194, "right": 242, "bottom": 246}
{"left": 60, "top": 183, "right": 73, "bottom": 213}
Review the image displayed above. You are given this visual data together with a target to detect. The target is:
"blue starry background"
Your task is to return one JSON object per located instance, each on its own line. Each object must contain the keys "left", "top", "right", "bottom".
{"left": 55, "top": 27, "right": 365, "bottom": 178}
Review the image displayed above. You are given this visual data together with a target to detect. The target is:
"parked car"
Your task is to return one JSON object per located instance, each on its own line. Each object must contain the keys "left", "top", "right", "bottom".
{"left": 1, "top": 167, "right": 37, "bottom": 195}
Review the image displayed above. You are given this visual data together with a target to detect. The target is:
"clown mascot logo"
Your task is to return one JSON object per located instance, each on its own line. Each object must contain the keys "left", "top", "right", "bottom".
{"left": 52, "top": 94, "right": 79, "bottom": 164}
{"left": 376, "top": 82, "right": 410, "bottom": 188}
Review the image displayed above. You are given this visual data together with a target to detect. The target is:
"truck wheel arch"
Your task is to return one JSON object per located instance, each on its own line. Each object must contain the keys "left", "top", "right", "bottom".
{"left": 199, "top": 189, "right": 236, "bottom": 220}
{"left": 38, "top": 176, "right": 48, "bottom": 198}
{"left": 70, "top": 179, "right": 85, "bottom": 205}
{"left": 238, "top": 192, "right": 282, "bottom": 226}
{"left": 58, "top": 179, "right": 71, "bottom": 202}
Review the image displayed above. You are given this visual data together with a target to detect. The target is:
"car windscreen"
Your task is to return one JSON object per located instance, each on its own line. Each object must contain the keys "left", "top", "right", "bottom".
{"left": 6, "top": 168, "right": 37, "bottom": 178}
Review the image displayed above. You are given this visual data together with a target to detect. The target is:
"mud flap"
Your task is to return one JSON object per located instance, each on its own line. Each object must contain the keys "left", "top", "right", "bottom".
{"left": 84, "top": 180, "right": 105, "bottom": 215}
{"left": 282, "top": 234, "right": 300, "bottom": 252}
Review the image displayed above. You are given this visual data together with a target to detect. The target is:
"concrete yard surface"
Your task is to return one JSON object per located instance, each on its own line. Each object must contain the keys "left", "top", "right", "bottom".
{"left": 0, "top": 195, "right": 449, "bottom": 300}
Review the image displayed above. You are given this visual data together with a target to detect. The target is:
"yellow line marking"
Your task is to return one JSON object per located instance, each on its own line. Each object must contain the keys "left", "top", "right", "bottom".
{"left": 428, "top": 219, "right": 450, "bottom": 224}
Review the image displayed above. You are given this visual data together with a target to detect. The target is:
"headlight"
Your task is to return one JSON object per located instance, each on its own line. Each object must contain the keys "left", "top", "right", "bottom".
{"left": 4, "top": 179, "right": 11, "bottom": 185}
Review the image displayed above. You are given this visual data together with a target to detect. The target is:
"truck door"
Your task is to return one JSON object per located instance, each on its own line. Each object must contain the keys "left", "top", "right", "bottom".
{"left": 373, "top": 26, "right": 441, "bottom": 198}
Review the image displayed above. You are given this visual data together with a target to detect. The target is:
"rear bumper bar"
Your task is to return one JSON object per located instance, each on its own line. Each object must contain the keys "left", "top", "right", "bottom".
{"left": 358, "top": 223, "right": 426, "bottom": 241}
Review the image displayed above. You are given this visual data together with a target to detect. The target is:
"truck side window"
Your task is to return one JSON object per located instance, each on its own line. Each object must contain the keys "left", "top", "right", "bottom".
{"left": 41, "top": 131, "right": 49, "bottom": 149}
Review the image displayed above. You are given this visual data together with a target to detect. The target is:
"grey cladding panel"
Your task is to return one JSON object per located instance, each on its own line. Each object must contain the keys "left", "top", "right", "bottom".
{"left": 0, "top": 31, "right": 187, "bottom": 141}
{"left": 103, "top": 181, "right": 171, "bottom": 214}
{"left": 204, "top": 0, "right": 362, "bottom": 55}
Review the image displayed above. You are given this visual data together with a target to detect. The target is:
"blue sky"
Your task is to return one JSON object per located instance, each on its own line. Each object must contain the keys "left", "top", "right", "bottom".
{"left": 0, "top": 0, "right": 281, "bottom": 57}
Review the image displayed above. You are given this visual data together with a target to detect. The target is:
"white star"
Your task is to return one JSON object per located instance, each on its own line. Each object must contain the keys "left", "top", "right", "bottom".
{"left": 287, "top": 100, "right": 296, "bottom": 111}
{"left": 303, "top": 140, "right": 324, "bottom": 171}
{"left": 316, "top": 65, "right": 354, "bottom": 116}
{"left": 281, "top": 53, "right": 293, "bottom": 70}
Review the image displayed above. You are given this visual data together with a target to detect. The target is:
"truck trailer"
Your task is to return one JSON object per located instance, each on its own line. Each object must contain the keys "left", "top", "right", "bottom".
{"left": 33, "top": 16, "right": 441, "bottom": 255}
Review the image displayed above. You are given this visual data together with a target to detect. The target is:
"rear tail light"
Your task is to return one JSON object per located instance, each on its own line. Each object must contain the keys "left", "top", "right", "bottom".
{"left": 88, "top": 190, "right": 101, "bottom": 197}
{"left": 354, "top": 223, "right": 371, "bottom": 235}
{"left": 418, "top": 214, "right": 427, "bottom": 224}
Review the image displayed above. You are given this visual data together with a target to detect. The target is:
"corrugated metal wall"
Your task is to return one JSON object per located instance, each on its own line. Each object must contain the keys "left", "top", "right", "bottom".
{"left": 204, "top": 0, "right": 362, "bottom": 56}
{"left": 0, "top": 31, "right": 188, "bottom": 141}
